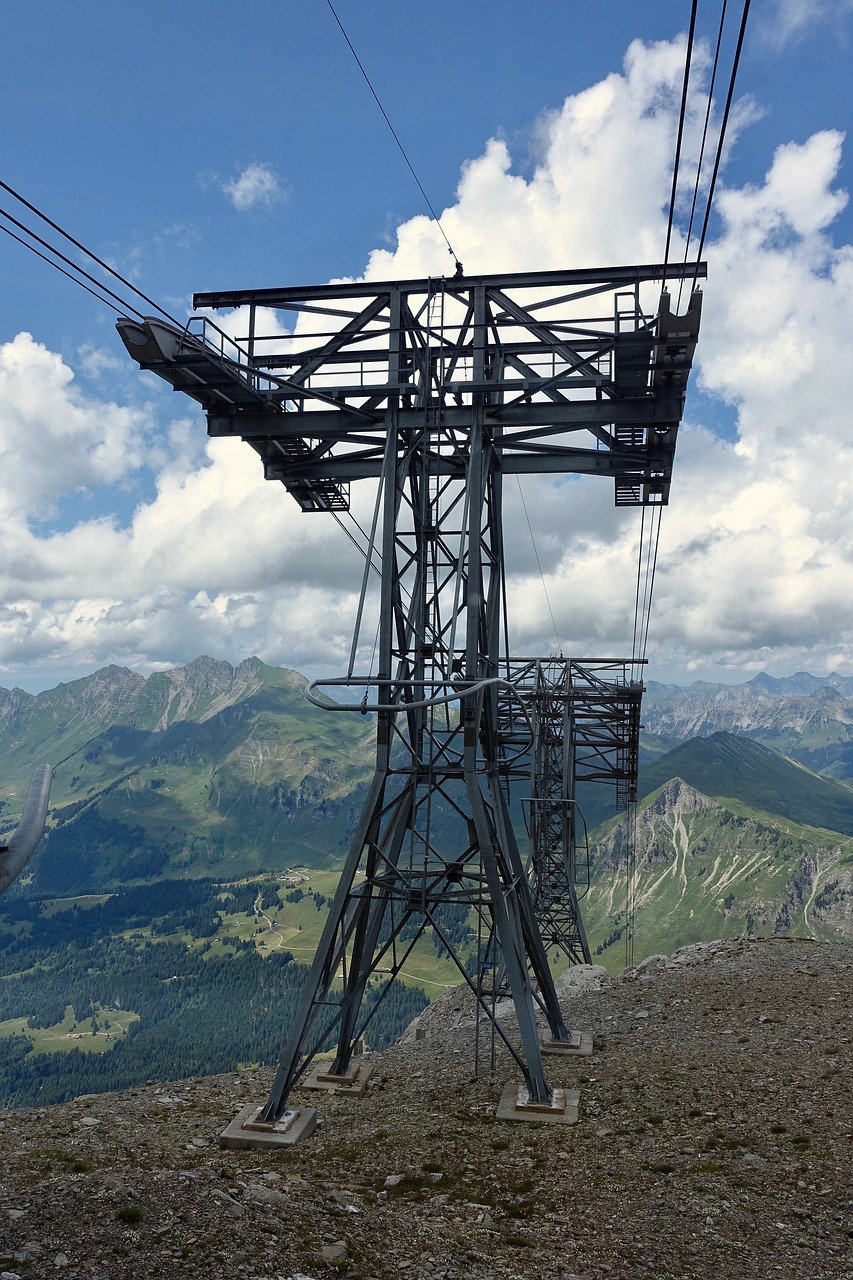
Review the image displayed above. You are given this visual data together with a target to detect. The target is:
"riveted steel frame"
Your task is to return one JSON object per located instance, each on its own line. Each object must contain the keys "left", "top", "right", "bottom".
{"left": 500, "top": 659, "right": 644, "bottom": 963}
{"left": 116, "top": 263, "right": 702, "bottom": 1119}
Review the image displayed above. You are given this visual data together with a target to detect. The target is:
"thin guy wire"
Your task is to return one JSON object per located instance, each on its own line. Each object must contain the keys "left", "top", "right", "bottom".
{"left": 637, "top": 504, "right": 655, "bottom": 660}
{"left": 0, "top": 176, "right": 184, "bottom": 326}
{"left": 325, "top": 0, "right": 462, "bottom": 272}
{"left": 637, "top": 513, "right": 656, "bottom": 662}
{"left": 631, "top": 506, "right": 647, "bottom": 681}
{"left": 663, "top": 0, "right": 700, "bottom": 277}
{"left": 516, "top": 477, "right": 560, "bottom": 651}
{"left": 625, "top": 799, "right": 637, "bottom": 968}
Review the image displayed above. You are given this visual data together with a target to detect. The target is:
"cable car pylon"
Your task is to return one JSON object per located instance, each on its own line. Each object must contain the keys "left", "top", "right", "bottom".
{"left": 118, "top": 264, "right": 702, "bottom": 1147}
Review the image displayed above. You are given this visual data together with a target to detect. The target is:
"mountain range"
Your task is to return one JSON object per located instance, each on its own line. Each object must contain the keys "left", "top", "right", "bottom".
{"left": 2, "top": 657, "right": 852, "bottom": 954}
{"left": 642, "top": 670, "right": 853, "bottom": 776}
{"left": 0, "top": 656, "right": 374, "bottom": 892}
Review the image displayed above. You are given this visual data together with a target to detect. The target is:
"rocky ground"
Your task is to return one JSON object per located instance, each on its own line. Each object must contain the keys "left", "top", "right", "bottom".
{"left": 0, "top": 936, "right": 850, "bottom": 1280}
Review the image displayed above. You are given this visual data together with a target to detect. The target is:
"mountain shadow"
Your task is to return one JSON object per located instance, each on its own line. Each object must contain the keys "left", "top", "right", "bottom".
{"left": 637, "top": 732, "right": 853, "bottom": 835}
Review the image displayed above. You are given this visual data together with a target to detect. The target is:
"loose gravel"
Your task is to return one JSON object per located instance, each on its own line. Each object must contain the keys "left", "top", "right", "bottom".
{"left": 0, "top": 936, "right": 849, "bottom": 1280}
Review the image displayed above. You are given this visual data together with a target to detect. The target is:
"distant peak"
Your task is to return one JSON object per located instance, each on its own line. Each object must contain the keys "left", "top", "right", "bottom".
{"left": 746, "top": 671, "right": 779, "bottom": 689}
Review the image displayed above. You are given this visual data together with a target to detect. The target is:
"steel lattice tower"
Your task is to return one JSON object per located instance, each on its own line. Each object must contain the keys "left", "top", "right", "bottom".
{"left": 118, "top": 263, "right": 702, "bottom": 1140}
{"left": 501, "top": 658, "right": 644, "bottom": 965}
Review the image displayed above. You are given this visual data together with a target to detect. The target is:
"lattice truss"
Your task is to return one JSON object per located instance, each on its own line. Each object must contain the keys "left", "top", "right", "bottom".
{"left": 117, "top": 264, "right": 702, "bottom": 1117}
{"left": 500, "top": 659, "right": 644, "bottom": 965}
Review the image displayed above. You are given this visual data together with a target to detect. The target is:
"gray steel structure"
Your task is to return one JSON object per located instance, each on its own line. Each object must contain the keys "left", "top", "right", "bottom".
{"left": 501, "top": 659, "right": 644, "bottom": 965}
{"left": 117, "top": 263, "right": 702, "bottom": 1116}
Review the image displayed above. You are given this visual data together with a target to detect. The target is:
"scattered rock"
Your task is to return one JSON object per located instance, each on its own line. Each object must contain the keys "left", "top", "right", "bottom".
{"left": 0, "top": 938, "right": 848, "bottom": 1280}
{"left": 320, "top": 1241, "right": 346, "bottom": 1261}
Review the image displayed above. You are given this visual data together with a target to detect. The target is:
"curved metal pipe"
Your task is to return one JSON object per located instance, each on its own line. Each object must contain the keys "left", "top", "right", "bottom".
{"left": 305, "top": 676, "right": 535, "bottom": 762}
{"left": 0, "top": 764, "right": 53, "bottom": 896}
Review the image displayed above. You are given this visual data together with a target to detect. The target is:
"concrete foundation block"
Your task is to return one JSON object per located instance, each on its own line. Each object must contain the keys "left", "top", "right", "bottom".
{"left": 496, "top": 1081, "right": 580, "bottom": 1125}
{"left": 540, "top": 1028, "right": 594, "bottom": 1056}
{"left": 219, "top": 1102, "right": 317, "bottom": 1151}
{"left": 303, "top": 1059, "right": 373, "bottom": 1096}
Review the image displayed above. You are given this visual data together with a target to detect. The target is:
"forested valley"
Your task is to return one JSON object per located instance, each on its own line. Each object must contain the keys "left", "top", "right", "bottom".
{"left": 0, "top": 879, "right": 428, "bottom": 1108}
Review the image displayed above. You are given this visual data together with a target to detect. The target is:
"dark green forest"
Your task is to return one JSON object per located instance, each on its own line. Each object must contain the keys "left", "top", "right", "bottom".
{"left": 0, "top": 880, "right": 428, "bottom": 1109}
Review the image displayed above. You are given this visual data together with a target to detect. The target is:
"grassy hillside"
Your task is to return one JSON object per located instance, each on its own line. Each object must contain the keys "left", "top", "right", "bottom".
{"left": 1, "top": 658, "right": 375, "bottom": 892}
{"left": 584, "top": 776, "right": 853, "bottom": 970}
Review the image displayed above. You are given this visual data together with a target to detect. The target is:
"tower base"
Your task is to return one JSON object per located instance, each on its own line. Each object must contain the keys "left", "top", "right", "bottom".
{"left": 540, "top": 1028, "right": 594, "bottom": 1056}
{"left": 496, "top": 1082, "right": 580, "bottom": 1125}
{"left": 219, "top": 1103, "right": 317, "bottom": 1151}
{"left": 303, "top": 1059, "right": 373, "bottom": 1095}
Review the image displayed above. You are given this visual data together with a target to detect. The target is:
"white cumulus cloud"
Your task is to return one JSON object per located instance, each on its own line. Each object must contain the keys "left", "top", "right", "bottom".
{"left": 3, "top": 35, "right": 853, "bottom": 688}
{"left": 221, "top": 162, "right": 285, "bottom": 212}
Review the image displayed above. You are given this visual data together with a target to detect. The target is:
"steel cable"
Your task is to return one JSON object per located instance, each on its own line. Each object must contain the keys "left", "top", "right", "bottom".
{"left": 0, "top": 176, "right": 184, "bottom": 326}
{"left": 325, "top": 0, "right": 462, "bottom": 273}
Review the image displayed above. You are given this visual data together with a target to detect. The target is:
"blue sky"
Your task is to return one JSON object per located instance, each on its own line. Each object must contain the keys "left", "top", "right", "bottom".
{"left": 2, "top": 0, "right": 853, "bottom": 692}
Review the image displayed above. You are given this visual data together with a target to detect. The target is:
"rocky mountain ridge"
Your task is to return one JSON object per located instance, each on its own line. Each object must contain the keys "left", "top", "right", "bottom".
{"left": 0, "top": 657, "right": 375, "bottom": 891}
{"left": 643, "top": 671, "right": 853, "bottom": 777}
{"left": 4, "top": 659, "right": 853, "bottom": 960}
{"left": 584, "top": 776, "right": 853, "bottom": 959}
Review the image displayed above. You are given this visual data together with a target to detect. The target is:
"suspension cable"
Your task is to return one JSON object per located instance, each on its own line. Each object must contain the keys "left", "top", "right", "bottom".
{"left": 325, "top": 0, "right": 463, "bottom": 274}
{"left": 663, "top": 1, "right": 700, "bottom": 279}
{"left": 0, "top": 176, "right": 184, "bottom": 326}
{"left": 692, "top": 0, "right": 751, "bottom": 287}
{"left": 0, "top": 202, "right": 146, "bottom": 320}
{"left": 0, "top": 222, "right": 133, "bottom": 317}
{"left": 677, "top": 0, "right": 729, "bottom": 313}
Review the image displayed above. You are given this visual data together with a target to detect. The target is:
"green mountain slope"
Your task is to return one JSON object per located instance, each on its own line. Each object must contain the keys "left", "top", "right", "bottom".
{"left": 583, "top": 776, "right": 853, "bottom": 966}
{"left": 637, "top": 731, "right": 853, "bottom": 835}
{"left": 1, "top": 657, "right": 375, "bottom": 893}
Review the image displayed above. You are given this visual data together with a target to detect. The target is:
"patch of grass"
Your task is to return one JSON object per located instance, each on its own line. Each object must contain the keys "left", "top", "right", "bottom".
{"left": 421, "top": 1160, "right": 442, "bottom": 1174}
{"left": 0, "top": 1003, "right": 139, "bottom": 1055}
{"left": 33, "top": 1147, "right": 93, "bottom": 1174}
{"left": 647, "top": 1162, "right": 676, "bottom": 1174}
{"left": 116, "top": 1206, "right": 144, "bottom": 1224}
{"left": 502, "top": 1233, "right": 531, "bottom": 1248}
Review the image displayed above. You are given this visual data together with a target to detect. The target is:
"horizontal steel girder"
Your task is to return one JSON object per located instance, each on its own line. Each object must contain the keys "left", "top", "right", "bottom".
{"left": 193, "top": 261, "right": 707, "bottom": 311}
{"left": 206, "top": 398, "right": 686, "bottom": 435}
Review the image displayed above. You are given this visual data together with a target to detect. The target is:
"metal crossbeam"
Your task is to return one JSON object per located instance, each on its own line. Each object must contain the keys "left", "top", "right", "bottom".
{"left": 117, "top": 264, "right": 702, "bottom": 1121}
